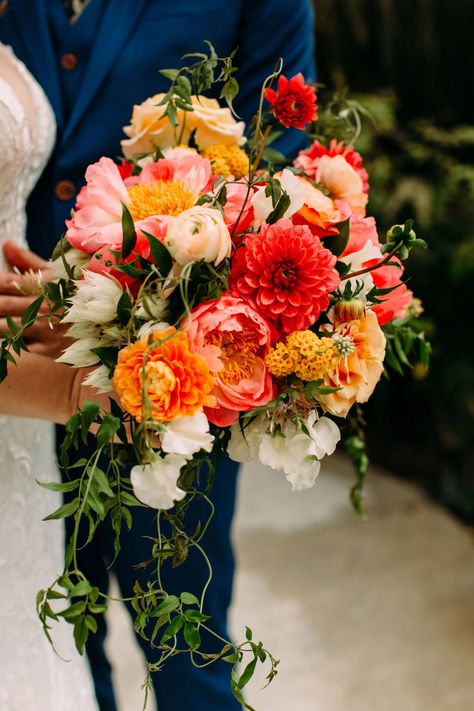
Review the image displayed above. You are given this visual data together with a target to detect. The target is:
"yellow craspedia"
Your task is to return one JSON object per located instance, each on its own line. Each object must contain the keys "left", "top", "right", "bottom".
{"left": 127, "top": 180, "right": 195, "bottom": 220}
{"left": 201, "top": 144, "right": 250, "bottom": 178}
{"left": 266, "top": 330, "right": 340, "bottom": 381}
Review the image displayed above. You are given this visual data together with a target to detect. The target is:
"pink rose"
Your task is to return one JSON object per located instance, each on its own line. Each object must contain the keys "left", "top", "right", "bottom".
{"left": 185, "top": 293, "right": 275, "bottom": 426}
{"left": 294, "top": 139, "right": 369, "bottom": 192}
{"left": 342, "top": 215, "right": 380, "bottom": 257}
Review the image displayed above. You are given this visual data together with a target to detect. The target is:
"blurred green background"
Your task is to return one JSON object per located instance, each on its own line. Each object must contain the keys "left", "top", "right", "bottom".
{"left": 313, "top": 0, "right": 474, "bottom": 520}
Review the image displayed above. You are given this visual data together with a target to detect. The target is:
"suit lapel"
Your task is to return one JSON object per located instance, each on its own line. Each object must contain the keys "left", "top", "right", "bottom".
{"left": 62, "top": 0, "right": 148, "bottom": 142}
{"left": 5, "top": 0, "right": 64, "bottom": 129}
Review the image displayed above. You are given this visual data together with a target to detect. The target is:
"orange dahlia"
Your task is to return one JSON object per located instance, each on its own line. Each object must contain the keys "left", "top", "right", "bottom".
{"left": 265, "top": 73, "right": 317, "bottom": 130}
{"left": 113, "top": 327, "right": 215, "bottom": 422}
{"left": 229, "top": 219, "right": 340, "bottom": 335}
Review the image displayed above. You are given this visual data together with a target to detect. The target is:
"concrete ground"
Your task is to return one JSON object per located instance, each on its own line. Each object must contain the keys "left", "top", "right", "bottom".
{"left": 105, "top": 455, "right": 474, "bottom": 711}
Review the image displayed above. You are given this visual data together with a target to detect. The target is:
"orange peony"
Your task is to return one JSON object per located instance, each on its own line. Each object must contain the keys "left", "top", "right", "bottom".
{"left": 318, "top": 310, "right": 386, "bottom": 417}
{"left": 113, "top": 327, "right": 215, "bottom": 422}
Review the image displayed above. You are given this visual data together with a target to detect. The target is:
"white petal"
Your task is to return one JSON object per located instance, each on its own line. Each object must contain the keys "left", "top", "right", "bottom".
{"left": 161, "top": 412, "right": 214, "bottom": 458}
{"left": 130, "top": 454, "right": 187, "bottom": 510}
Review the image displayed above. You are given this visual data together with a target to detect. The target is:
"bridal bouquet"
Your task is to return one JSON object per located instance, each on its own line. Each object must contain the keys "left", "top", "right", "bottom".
{"left": 0, "top": 44, "right": 429, "bottom": 707}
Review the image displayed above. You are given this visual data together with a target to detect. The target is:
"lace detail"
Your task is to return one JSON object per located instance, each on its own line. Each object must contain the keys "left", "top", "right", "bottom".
{"left": 0, "top": 44, "right": 98, "bottom": 710}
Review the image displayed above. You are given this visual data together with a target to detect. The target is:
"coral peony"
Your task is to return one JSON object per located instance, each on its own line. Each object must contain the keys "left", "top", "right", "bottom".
{"left": 368, "top": 259, "right": 413, "bottom": 325}
{"left": 113, "top": 327, "right": 215, "bottom": 422}
{"left": 342, "top": 215, "right": 380, "bottom": 257}
{"left": 294, "top": 139, "right": 369, "bottom": 192}
{"left": 230, "top": 219, "right": 340, "bottom": 334}
{"left": 185, "top": 293, "right": 275, "bottom": 426}
{"left": 316, "top": 155, "right": 368, "bottom": 217}
{"left": 319, "top": 310, "right": 386, "bottom": 417}
{"left": 265, "top": 73, "right": 317, "bottom": 130}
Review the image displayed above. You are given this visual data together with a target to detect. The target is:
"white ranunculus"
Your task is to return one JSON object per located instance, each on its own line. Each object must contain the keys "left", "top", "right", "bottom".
{"left": 161, "top": 411, "right": 214, "bottom": 459}
{"left": 50, "top": 248, "right": 91, "bottom": 280}
{"left": 130, "top": 454, "right": 187, "bottom": 510}
{"left": 227, "top": 415, "right": 267, "bottom": 462}
{"left": 82, "top": 364, "right": 113, "bottom": 393}
{"left": 164, "top": 206, "right": 232, "bottom": 266}
{"left": 63, "top": 270, "right": 123, "bottom": 325}
{"left": 137, "top": 320, "right": 170, "bottom": 340}
{"left": 251, "top": 169, "right": 305, "bottom": 227}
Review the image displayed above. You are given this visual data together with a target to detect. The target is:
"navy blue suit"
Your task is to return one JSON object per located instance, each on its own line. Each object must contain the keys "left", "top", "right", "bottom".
{"left": 1, "top": 2, "right": 315, "bottom": 709}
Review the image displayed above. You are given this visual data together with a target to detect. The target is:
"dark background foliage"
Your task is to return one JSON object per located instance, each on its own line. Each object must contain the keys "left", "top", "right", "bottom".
{"left": 313, "top": 0, "right": 474, "bottom": 519}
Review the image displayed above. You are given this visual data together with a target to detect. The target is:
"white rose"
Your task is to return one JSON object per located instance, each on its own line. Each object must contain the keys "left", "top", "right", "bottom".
{"left": 161, "top": 411, "right": 214, "bottom": 459}
{"left": 63, "top": 270, "right": 123, "bottom": 325}
{"left": 164, "top": 206, "right": 232, "bottom": 266}
{"left": 130, "top": 454, "right": 187, "bottom": 510}
{"left": 251, "top": 169, "right": 305, "bottom": 227}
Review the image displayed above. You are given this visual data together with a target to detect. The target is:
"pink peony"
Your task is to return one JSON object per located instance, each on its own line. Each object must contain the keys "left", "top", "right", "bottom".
{"left": 185, "top": 293, "right": 275, "bottom": 426}
{"left": 66, "top": 153, "right": 211, "bottom": 255}
{"left": 218, "top": 180, "right": 255, "bottom": 236}
{"left": 316, "top": 155, "right": 368, "bottom": 217}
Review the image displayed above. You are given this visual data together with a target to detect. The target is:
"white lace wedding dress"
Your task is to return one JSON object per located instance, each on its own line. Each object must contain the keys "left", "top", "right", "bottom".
{"left": 0, "top": 44, "right": 98, "bottom": 710}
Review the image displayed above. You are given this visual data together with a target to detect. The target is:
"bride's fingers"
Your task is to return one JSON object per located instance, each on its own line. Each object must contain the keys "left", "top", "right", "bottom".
{"left": 3, "top": 241, "right": 48, "bottom": 272}
{"left": 0, "top": 295, "right": 50, "bottom": 318}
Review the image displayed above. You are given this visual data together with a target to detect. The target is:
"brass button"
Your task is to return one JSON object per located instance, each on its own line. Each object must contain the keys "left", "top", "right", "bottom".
{"left": 61, "top": 53, "right": 78, "bottom": 71}
{"left": 55, "top": 180, "right": 76, "bottom": 202}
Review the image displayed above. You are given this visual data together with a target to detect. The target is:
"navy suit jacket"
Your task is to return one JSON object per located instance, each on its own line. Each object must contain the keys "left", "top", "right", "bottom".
{"left": 0, "top": 0, "right": 315, "bottom": 260}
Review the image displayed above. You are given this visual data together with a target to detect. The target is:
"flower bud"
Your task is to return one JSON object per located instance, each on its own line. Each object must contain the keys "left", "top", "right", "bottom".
{"left": 333, "top": 298, "right": 366, "bottom": 324}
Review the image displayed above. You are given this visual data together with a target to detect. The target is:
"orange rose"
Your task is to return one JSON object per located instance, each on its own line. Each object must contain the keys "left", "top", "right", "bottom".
{"left": 113, "top": 327, "right": 215, "bottom": 422}
{"left": 319, "top": 310, "right": 386, "bottom": 417}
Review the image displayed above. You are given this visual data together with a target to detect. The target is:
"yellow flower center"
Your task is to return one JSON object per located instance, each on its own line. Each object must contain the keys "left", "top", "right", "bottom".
{"left": 127, "top": 180, "right": 195, "bottom": 220}
{"left": 208, "top": 329, "right": 258, "bottom": 383}
{"left": 266, "top": 330, "right": 340, "bottom": 381}
{"left": 201, "top": 144, "right": 249, "bottom": 178}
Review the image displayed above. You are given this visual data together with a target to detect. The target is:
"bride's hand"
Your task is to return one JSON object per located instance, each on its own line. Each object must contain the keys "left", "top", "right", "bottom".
{"left": 0, "top": 241, "right": 68, "bottom": 358}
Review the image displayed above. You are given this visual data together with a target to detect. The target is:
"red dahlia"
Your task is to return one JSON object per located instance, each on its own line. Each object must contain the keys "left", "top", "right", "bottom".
{"left": 230, "top": 219, "right": 340, "bottom": 335}
{"left": 265, "top": 73, "right": 318, "bottom": 130}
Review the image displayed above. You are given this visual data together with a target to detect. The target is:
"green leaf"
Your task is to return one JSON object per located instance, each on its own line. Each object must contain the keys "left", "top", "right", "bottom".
{"left": 73, "top": 621, "right": 88, "bottom": 655}
{"left": 121, "top": 203, "right": 137, "bottom": 260}
{"left": 180, "top": 592, "right": 199, "bottom": 606}
{"left": 262, "top": 147, "right": 287, "bottom": 165}
{"left": 323, "top": 217, "right": 351, "bottom": 257}
{"left": 151, "top": 595, "right": 180, "bottom": 617}
{"left": 84, "top": 615, "right": 98, "bottom": 633}
{"left": 37, "top": 479, "right": 80, "bottom": 493}
{"left": 70, "top": 580, "right": 93, "bottom": 597}
{"left": 21, "top": 295, "right": 44, "bottom": 327}
{"left": 162, "top": 615, "right": 184, "bottom": 642}
{"left": 159, "top": 68, "right": 180, "bottom": 81}
{"left": 43, "top": 498, "right": 79, "bottom": 521}
{"left": 142, "top": 230, "right": 172, "bottom": 276}
{"left": 183, "top": 622, "right": 201, "bottom": 649}
{"left": 266, "top": 193, "right": 291, "bottom": 224}
{"left": 238, "top": 657, "right": 258, "bottom": 689}
{"left": 96, "top": 413, "right": 121, "bottom": 447}
{"left": 60, "top": 600, "right": 87, "bottom": 620}
{"left": 117, "top": 291, "right": 132, "bottom": 327}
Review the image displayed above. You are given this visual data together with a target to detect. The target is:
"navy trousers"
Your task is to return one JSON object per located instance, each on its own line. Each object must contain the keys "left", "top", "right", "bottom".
{"left": 61, "top": 435, "right": 241, "bottom": 711}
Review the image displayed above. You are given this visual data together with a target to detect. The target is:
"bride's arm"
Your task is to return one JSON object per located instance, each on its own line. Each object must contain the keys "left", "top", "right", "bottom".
{"left": 0, "top": 352, "right": 107, "bottom": 424}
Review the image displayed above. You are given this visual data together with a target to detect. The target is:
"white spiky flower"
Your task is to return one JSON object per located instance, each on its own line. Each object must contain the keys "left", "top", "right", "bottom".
{"left": 63, "top": 270, "right": 123, "bottom": 325}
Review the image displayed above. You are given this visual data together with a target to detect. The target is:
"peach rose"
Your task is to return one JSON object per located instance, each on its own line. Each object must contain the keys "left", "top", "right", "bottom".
{"left": 185, "top": 293, "right": 275, "bottom": 426}
{"left": 187, "top": 96, "right": 246, "bottom": 149}
{"left": 121, "top": 94, "right": 183, "bottom": 159}
{"left": 316, "top": 155, "right": 368, "bottom": 217}
{"left": 164, "top": 206, "right": 232, "bottom": 266}
{"left": 319, "top": 310, "right": 386, "bottom": 417}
